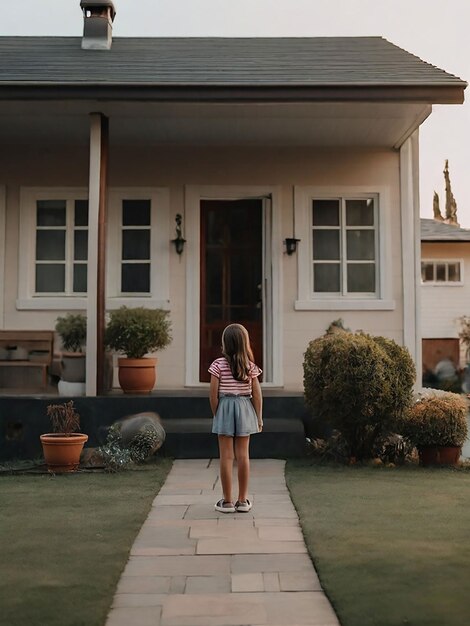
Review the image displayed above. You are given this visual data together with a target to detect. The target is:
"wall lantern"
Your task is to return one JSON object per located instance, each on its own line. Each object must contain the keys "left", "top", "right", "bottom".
{"left": 171, "top": 213, "right": 186, "bottom": 255}
{"left": 284, "top": 237, "right": 300, "bottom": 255}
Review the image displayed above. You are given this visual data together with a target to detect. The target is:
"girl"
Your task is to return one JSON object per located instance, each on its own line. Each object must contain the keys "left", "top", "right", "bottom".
{"left": 209, "top": 323, "right": 263, "bottom": 513}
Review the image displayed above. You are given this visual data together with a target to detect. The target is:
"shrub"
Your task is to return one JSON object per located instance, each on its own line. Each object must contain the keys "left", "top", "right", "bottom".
{"left": 400, "top": 388, "right": 468, "bottom": 447}
{"left": 105, "top": 306, "right": 172, "bottom": 359}
{"left": 55, "top": 313, "right": 87, "bottom": 353}
{"left": 303, "top": 332, "right": 415, "bottom": 460}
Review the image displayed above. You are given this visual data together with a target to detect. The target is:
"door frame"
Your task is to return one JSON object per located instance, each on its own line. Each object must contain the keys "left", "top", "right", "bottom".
{"left": 185, "top": 185, "right": 282, "bottom": 387}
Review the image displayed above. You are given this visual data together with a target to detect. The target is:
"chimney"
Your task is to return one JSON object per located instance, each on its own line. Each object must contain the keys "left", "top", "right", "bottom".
{"left": 80, "top": 1, "right": 116, "bottom": 50}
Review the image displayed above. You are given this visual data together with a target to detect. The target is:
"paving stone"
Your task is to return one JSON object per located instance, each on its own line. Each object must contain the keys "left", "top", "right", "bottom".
{"left": 197, "top": 538, "right": 307, "bottom": 555}
{"left": 263, "top": 572, "right": 280, "bottom": 592}
{"left": 231, "top": 573, "right": 264, "bottom": 592}
{"left": 154, "top": 494, "right": 219, "bottom": 505}
{"left": 258, "top": 526, "right": 305, "bottom": 542}
{"left": 185, "top": 575, "right": 231, "bottom": 594}
{"left": 169, "top": 575, "right": 187, "bottom": 594}
{"left": 190, "top": 524, "right": 258, "bottom": 539}
{"left": 161, "top": 593, "right": 267, "bottom": 626}
{"left": 184, "top": 503, "right": 241, "bottom": 520}
{"left": 254, "top": 518, "right": 300, "bottom": 527}
{"left": 124, "top": 555, "right": 231, "bottom": 577}
{"left": 106, "top": 606, "right": 161, "bottom": 626}
{"left": 116, "top": 576, "right": 171, "bottom": 594}
{"left": 146, "top": 505, "right": 188, "bottom": 520}
{"left": 231, "top": 553, "right": 313, "bottom": 574}
{"left": 112, "top": 593, "right": 167, "bottom": 608}
{"left": 279, "top": 571, "right": 322, "bottom": 592}
{"left": 264, "top": 592, "right": 341, "bottom": 625}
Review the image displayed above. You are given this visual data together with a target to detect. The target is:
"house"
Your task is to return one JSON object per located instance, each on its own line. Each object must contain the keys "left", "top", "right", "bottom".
{"left": 421, "top": 218, "right": 470, "bottom": 374}
{"left": 0, "top": 0, "right": 466, "bottom": 397}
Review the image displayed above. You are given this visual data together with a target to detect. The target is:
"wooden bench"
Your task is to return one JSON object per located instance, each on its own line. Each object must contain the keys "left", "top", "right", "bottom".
{"left": 0, "top": 330, "right": 54, "bottom": 391}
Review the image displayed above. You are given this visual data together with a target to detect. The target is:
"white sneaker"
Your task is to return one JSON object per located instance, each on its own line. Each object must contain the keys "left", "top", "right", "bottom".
{"left": 235, "top": 499, "right": 252, "bottom": 513}
{"left": 215, "top": 499, "right": 236, "bottom": 513}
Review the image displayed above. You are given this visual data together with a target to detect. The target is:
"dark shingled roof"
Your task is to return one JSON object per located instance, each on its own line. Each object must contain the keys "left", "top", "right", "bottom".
{"left": 0, "top": 36, "right": 465, "bottom": 86}
{"left": 421, "top": 218, "right": 470, "bottom": 241}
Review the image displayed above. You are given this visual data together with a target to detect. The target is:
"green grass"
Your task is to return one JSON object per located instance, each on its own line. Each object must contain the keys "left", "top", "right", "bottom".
{"left": 0, "top": 459, "right": 172, "bottom": 626}
{"left": 286, "top": 460, "right": 470, "bottom": 626}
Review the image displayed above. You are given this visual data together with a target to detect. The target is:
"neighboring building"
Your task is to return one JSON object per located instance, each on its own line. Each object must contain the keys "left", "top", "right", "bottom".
{"left": 421, "top": 218, "right": 470, "bottom": 372}
{"left": 0, "top": 1, "right": 466, "bottom": 395}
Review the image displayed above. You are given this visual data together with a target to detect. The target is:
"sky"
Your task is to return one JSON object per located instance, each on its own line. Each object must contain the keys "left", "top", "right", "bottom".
{"left": 1, "top": 0, "right": 469, "bottom": 225}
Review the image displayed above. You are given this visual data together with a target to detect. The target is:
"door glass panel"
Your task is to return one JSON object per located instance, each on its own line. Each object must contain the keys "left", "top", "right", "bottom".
{"left": 74, "top": 200, "right": 89, "bottom": 226}
{"left": 121, "top": 263, "right": 150, "bottom": 293}
{"left": 37, "top": 201, "right": 66, "bottom": 226}
{"left": 206, "top": 249, "right": 223, "bottom": 306}
{"left": 312, "top": 230, "right": 340, "bottom": 260}
{"left": 74, "top": 230, "right": 88, "bottom": 260}
{"left": 347, "top": 263, "right": 376, "bottom": 292}
{"left": 312, "top": 200, "right": 340, "bottom": 226}
{"left": 36, "top": 231, "right": 65, "bottom": 260}
{"left": 346, "top": 230, "right": 375, "bottom": 260}
{"left": 313, "top": 263, "right": 340, "bottom": 292}
{"left": 123, "top": 200, "right": 151, "bottom": 226}
{"left": 122, "top": 230, "right": 150, "bottom": 260}
{"left": 73, "top": 264, "right": 87, "bottom": 293}
{"left": 36, "top": 264, "right": 65, "bottom": 293}
{"left": 346, "top": 199, "right": 374, "bottom": 226}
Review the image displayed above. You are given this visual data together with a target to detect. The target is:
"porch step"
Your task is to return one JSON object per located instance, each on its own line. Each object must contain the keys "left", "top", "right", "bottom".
{"left": 161, "top": 417, "right": 307, "bottom": 459}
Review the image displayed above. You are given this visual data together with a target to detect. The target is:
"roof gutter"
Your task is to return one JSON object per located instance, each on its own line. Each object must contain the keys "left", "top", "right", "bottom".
{"left": 0, "top": 84, "right": 465, "bottom": 104}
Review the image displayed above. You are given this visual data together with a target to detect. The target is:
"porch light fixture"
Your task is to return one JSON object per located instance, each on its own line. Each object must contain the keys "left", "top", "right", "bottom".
{"left": 285, "top": 237, "right": 300, "bottom": 255}
{"left": 171, "top": 213, "right": 186, "bottom": 255}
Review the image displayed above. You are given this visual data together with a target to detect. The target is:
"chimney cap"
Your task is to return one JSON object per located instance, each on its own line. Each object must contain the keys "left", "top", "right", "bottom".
{"left": 80, "top": 0, "right": 116, "bottom": 21}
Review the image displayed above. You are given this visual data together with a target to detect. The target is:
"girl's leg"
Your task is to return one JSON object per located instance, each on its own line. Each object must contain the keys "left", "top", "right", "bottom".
{"left": 218, "top": 435, "right": 235, "bottom": 503}
{"left": 234, "top": 436, "right": 250, "bottom": 502}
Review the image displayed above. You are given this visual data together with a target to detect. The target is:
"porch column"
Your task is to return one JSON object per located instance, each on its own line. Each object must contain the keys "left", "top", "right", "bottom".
{"left": 86, "top": 113, "right": 109, "bottom": 396}
{"left": 400, "top": 130, "right": 422, "bottom": 385}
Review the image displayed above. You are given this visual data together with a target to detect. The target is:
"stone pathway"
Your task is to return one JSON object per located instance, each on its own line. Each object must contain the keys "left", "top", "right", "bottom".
{"left": 106, "top": 459, "right": 340, "bottom": 626}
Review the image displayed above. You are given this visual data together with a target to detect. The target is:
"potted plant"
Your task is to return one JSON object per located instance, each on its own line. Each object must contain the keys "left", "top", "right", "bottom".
{"left": 40, "top": 401, "right": 88, "bottom": 473}
{"left": 400, "top": 388, "right": 468, "bottom": 466}
{"left": 105, "top": 306, "right": 172, "bottom": 393}
{"left": 55, "top": 313, "right": 87, "bottom": 395}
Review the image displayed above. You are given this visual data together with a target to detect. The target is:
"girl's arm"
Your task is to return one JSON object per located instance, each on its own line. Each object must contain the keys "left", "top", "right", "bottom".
{"left": 210, "top": 374, "right": 220, "bottom": 415}
{"left": 251, "top": 376, "right": 263, "bottom": 431}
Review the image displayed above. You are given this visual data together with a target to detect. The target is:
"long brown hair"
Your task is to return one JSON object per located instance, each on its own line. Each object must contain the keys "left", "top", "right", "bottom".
{"left": 221, "top": 324, "right": 254, "bottom": 382}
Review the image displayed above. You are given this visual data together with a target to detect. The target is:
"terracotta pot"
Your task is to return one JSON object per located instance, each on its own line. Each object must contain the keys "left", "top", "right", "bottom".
{"left": 40, "top": 433, "right": 88, "bottom": 473}
{"left": 418, "top": 446, "right": 461, "bottom": 467}
{"left": 118, "top": 357, "right": 157, "bottom": 394}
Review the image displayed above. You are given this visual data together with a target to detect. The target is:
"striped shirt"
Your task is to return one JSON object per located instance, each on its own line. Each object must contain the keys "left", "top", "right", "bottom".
{"left": 208, "top": 357, "right": 262, "bottom": 396}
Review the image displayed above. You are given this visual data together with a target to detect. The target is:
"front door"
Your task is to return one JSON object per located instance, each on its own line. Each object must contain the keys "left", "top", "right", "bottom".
{"left": 200, "top": 199, "right": 263, "bottom": 382}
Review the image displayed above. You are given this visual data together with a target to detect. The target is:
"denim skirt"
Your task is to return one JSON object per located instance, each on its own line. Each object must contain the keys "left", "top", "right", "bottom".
{"left": 212, "top": 394, "right": 259, "bottom": 437}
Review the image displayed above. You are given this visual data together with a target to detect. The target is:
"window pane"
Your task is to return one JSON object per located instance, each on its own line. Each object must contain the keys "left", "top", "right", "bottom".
{"left": 313, "top": 263, "right": 340, "bottom": 292}
{"left": 436, "top": 264, "right": 446, "bottom": 281}
{"left": 448, "top": 263, "right": 460, "bottom": 282}
{"left": 312, "top": 200, "right": 340, "bottom": 226}
{"left": 347, "top": 263, "right": 376, "bottom": 293}
{"left": 122, "top": 263, "right": 150, "bottom": 293}
{"left": 36, "top": 264, "right": 65, "bottom": 293}
{"left": 123, "top": 200, "right": 151, "bottom": 226}
{"left": 312, "top": 230, "right": 340, "bottom": 260}
{"left": 73, "top": 264, "right": 87, "bottom": 293}
{"left": 346, "top": 199, "right": 374, "bottom": 226}
{"left": 36, "top": 230, "right": 65, "bottom": 260}
{"left": 422, "top": 263, "right": 434, "bottom": 282}
{"left": 346, "top": 230, "right": 375, "bottom": 260}
{"left": 37, "top": 200, "right": 66, "bottom": 226}
{"left": 75, "top": 200, "right": 89, "bottom": 226}
{"left": 74, "top": 230, "right": 88, "bottom": 260}
{"left": 122, "top": 230, "right": 150, "bottom": 260}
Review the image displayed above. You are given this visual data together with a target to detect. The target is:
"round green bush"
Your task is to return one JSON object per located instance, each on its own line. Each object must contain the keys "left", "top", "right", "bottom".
{"left": 400, "top": 389, "right": 468, "bottom": 447}
{"left": 55, "top": 313, "right": 87, "bottom": 353}
{"left": 303, "top": 332, "right": 415, "bottom": 460}
{"left": 105, "top": 306, "right": 172, "bottom": 359}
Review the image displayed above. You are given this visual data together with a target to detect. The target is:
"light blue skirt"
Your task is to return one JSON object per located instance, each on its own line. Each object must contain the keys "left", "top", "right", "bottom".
{"left": 212, "top": 395, "right": 259, "bottom": 437}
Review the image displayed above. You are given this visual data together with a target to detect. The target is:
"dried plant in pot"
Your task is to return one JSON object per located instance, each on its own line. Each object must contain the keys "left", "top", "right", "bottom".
{"left": 400, "top": 389, "right": 469, "bottom": 466}
{"left": 40, "top": 401, "right": 88, "bottom": 473}
{"left": 55, "top": 313, "right": 87, "bottom": 390}
{"left": 105, "top": 306, "right": 172, "bottom": 394}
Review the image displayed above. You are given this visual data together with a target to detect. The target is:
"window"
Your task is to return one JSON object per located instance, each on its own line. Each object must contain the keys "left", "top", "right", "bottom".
{"left": 312, "top": 198, "right": 377, "bottom": 295}
{"left": 35, "top": 199, "right": 88, "bottom": 294}
{"left": 421, "top": 260, "right": 462, "bottom": 284}
{"left": 294, "top": 187, "right": 394, "bottom": 311}
{"left": 120, "top": 199, "right": 151, "bottom": 294}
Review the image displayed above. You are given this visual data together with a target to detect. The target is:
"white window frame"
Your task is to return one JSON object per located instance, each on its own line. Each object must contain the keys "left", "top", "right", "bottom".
{"left": 17, "top": 187, "right": 170, "bottom": 310}
{"left": 421, "top": 259, "right": 464, "bottom": 286}
{"left": 294, "top": 186, "right": 395, "bottom": 310}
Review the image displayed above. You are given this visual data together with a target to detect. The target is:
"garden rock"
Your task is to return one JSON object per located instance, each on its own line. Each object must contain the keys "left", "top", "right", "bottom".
{"left": 117, "top": 412, "right": 166, "bottom": 456}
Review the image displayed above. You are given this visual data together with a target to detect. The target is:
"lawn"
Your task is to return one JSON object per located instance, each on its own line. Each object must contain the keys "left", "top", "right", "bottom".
{"left": 286, "top": 460, "right": 470, "bottom": 626}
{"left": 0, "top": 459, "right": 172, "bottom": 626}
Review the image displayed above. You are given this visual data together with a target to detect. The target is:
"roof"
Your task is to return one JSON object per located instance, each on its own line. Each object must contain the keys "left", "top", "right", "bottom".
{"left": 0, "top": 36, "right": 466, "bottom": 102}
{"left": 421, "top": 218, "right": 470, "bottom": 242}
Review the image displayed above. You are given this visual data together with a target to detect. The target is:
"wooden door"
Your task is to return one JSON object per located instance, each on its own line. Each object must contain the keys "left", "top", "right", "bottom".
{"left": 200, "top": 199, "right": 263, "bottom": 382}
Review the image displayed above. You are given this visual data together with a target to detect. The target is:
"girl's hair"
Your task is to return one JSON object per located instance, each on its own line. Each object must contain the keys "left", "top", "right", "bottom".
{"left": 222, "top": 324, "right": 254, "bottom": 382}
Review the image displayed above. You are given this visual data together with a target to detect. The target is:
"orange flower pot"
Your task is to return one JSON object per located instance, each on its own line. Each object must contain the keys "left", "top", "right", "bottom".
{"left": 40, "top": 433, "right": 88, "bottom": 473}
{"left": 117, "top": 357, "right": 157, "bottom": 394}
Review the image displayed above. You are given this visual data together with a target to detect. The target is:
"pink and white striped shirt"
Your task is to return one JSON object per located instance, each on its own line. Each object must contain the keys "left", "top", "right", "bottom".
{"left": 208, "top": 357, "right": 262, "bottom": 396}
